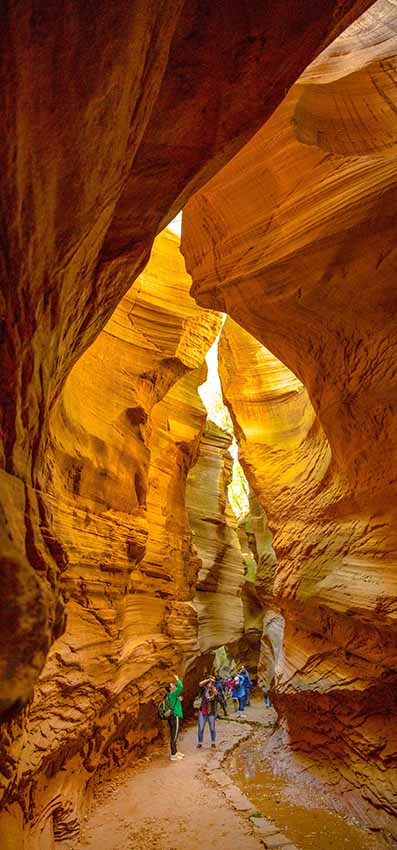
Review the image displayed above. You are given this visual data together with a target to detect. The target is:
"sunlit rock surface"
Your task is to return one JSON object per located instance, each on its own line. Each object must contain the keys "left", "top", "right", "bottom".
{"left": 185, "top": 421, "right": 266, "bottom": 678}
{"left": 186, "top": 421, "right": 245, "bottom": 658}
{"left": 183, "top": 2, "right": 397, "bottom": 833}
{"left": 0, "top": 231, "right": 219, "bottom": 848}
{"left": 236, "top": 513, "right": 265, "bottom": 674}
{"left": 0, "top": 0, "right": 373, "bottom": 719}
{"left": 0, "top": 1, "right": 385, "bottom": 845}
{"left": 218, "top": 324, "right": 295, "bottom": 691}
{"left": 237, "top": 494, "right": 282, "bottom": 687}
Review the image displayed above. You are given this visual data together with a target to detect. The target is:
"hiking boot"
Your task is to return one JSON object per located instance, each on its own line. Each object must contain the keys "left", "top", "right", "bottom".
{"left": 170, "top": 754, "right": 179, "bottom": 761}
{"left": 197, "top": 743, "right": 202, "bottom": 748}
{"left": 176, "top": 752, "right": 185, "bottom": 759}
{"left": 211, "top": 742, "right": 216, "bottom": 748}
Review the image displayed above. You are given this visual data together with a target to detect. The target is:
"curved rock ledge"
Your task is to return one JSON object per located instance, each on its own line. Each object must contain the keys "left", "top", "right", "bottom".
{"left": 182, "top": 2, "right": 397, "bottom": 834}
{"left": 0, "top": 1, "right": 386, "bottom": 846}
{"left": 0, "top": 0, "right": 371, "bottom": 725}
{"left": 0, "top": 230, "right": 220, "bottom": 847}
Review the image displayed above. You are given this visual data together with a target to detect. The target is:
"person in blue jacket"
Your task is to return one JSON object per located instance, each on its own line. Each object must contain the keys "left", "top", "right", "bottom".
{"left": 240, "top": 666, "right": 253, "bottom": 706}
{"left": 233, "top": 674, "right": 246, "bottom": 718}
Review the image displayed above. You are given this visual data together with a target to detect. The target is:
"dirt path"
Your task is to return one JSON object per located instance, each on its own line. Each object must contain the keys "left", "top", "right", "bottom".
{"left": 75, "top": 701, "right": 392, "bottom": 850}
{"left": 76, "top": 708, "right": 273, "bottom": 850}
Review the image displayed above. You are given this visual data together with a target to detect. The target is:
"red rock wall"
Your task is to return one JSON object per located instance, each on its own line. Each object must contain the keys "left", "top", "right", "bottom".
{"left": 0, "top": 1, "right": 380, "bottom": 844}
{"left": 182, "top": 2, "right": 397, "bottom": 835}
{"left": 0, "top": 0, "right": 372, "bottom": 725}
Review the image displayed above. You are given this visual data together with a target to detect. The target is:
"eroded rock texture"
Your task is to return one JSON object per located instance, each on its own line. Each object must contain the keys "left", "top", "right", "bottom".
{"left": 0, "top": 0, "right": 371, "bottom": 726}
{"left": 186, "top": 421, "right": 245, "bottom": 659}
{"left": 183, "top": 1, "right": 397, "bottom": 835}
{"left": 236, "top": 510, "right": 267, "bottom": 675}
{"left": 238, "top": 496, "right": 282, "bottom": 688}
{"left": 0, "top": 0, "right": 383, "bottom": 845}
{"left": 0, "top": 230, "right": 219, "bottom": 848}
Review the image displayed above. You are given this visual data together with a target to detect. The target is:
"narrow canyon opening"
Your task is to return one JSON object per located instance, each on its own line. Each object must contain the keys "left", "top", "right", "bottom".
{"left": 1, "top": 2, "right": 397, "bottom": 849}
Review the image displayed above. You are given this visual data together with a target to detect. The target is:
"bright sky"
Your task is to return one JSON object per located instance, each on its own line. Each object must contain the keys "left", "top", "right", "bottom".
{"left": 199, "top": 330, "right": 249, "bottom": 518}
{"left": 165, "top": 212, "right": 249, "bottom": 517}
{"left": 167, "top": 212, "right": 182, "bottom": 236}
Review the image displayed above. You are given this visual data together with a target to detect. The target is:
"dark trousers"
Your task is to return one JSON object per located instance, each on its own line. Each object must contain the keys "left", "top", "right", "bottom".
{"left": 168, "top": 713, "right": 179, "bottom": 755}
{"left": 218, "top": 695, "right": 227, "bottom": 716}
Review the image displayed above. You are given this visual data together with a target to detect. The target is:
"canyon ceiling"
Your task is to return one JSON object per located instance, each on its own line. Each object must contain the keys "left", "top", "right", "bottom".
{"left": 1, "top": 0, "right": 397, "bottom": 848}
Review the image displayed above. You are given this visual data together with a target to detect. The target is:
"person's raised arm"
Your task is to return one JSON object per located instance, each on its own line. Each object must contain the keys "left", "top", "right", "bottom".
{"left": 173, "top": 673, "right": 183, "bottom": 696}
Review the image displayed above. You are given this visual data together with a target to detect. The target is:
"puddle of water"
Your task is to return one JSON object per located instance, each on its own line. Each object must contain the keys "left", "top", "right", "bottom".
{"left": 226, "top": 734, "right": 388, "bottom": 850}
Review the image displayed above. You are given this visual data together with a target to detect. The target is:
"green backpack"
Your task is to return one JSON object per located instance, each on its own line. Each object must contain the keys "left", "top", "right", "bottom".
{"left": 158, "top": 694, "right": 172, "bottom": 720}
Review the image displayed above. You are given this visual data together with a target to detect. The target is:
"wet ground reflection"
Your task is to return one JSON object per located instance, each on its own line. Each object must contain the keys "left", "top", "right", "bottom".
{"left": 226, "top": 731, "right": 388, "bottom": 850}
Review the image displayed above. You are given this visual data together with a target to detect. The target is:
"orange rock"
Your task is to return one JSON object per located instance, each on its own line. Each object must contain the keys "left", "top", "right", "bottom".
{"left": 183, "top": 3, "right": 397, "bottom": 833}
{"left": 186, "top": 420, "right": 246, "bottom": 655}
{"left": 0, "top": 0, "right": 372, "bottom": 721}
{"left": 0, "top": 229, "right": 219, "bottom": 843}
{"left": 0, "top": 1, "right": 379, "bottom": 843}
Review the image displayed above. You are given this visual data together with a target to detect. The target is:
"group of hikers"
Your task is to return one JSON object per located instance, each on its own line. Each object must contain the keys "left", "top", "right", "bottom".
{"left": 161, "top": 667, "right": 256, "bottom": 762}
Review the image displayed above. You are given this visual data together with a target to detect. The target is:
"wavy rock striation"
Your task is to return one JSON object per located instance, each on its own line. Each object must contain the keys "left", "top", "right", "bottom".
{"left": 183, "top": 1, "right": 397, "bottom": 835}
{"left": 0, "top": 230, "right": 219, "bottom": 848}
{"left": 186, "top": 420, "right": 245, "bottom": 659}
{"left": 237, "top": 495, "right": 283, "bottom": 689}
{"left": 0, "top": 2, "right": 383, "bottom": 846}
{"left": 0, "top": 0, "right": 373, "bottom": 718}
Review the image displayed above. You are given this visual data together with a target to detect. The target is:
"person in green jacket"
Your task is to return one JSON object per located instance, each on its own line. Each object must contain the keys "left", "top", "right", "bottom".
{"left": 165, "top": 673, "right": 184, "bottom": 761}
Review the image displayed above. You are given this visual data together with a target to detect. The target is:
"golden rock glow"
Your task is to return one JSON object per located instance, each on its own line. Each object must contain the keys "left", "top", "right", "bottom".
{"left": 182, "top": 1, "right": 397, "bottom": 832}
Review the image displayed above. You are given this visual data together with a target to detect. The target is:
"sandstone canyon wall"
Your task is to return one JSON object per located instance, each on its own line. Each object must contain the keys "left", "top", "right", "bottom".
{"left": 186, "top": 420, "right": 245, "bottom": 662}
{"left": 0, "top": 230, "right": 221, "bottom": 849}
{"left": 238, "top": 496, "right": 283, "bottom": 689}
{"left": 0, "top": 1, "right": 385, "bottom": 846}
{"left": 182, "top": 0, "right": 397, "bottom": 836}
{"left": 0, "top": 0, "right": 371, "bottom": 724}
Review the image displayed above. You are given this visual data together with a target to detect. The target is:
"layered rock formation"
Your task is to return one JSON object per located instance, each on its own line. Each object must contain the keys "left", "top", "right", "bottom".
{"left": 182, "top": 1, "right": 397, "bottom": 835}
{"left": 238, "top": 496, "right": 282, "bottom": 688}
{"left": 217, "top": 323, "right": 294, "bottom": 689}
{"left": 0, "top": 230, "right": 220, "bottom": 848}
{"left": 0, "top": 1, "right": 386, "bottom": 846}
{"left": 0, "top": 0, "right": 371, "bottom": 727}
{"left": 186, "top": 420, "right": 245, "bottom": 659}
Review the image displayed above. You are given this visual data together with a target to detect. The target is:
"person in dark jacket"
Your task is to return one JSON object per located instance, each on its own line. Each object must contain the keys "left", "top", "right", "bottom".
{"left": 197, "top": 677, "right": 218, "bottom": 747}
{"left": 263, "top": 689, "right": 272, "bottom": 708}
{"left": 215, "top": 676, "right": 228, "bottom": 716}
{"left": 165, "top": 673, "right": 184, "bottom": 761}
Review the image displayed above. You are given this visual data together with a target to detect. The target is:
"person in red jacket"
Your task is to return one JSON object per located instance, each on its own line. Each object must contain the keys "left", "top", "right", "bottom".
{"left": 165, "top": 673, "right": 184, "bottom": 762}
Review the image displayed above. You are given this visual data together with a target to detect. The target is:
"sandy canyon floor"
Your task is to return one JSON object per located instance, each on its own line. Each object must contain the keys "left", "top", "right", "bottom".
{"left": 75, "top": 703, "right": 388, "bottom": 850}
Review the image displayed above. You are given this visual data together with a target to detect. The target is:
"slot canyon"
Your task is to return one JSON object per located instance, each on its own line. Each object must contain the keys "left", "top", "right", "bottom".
{"left": 1, "top": 1, "right": 397, "bottom": 848}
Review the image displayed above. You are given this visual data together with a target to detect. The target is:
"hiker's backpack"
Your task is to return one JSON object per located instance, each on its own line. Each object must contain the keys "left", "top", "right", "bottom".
{"left": 157, "top": 695, "right": 172, "bottom": 720}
